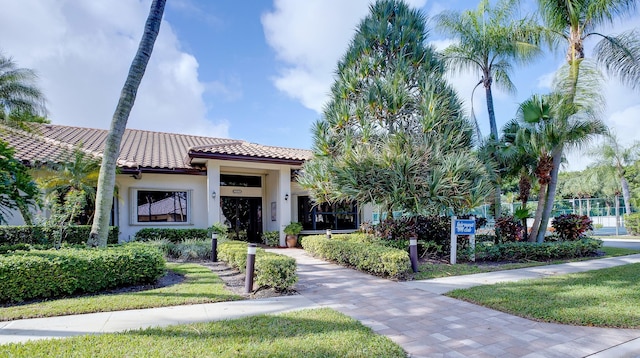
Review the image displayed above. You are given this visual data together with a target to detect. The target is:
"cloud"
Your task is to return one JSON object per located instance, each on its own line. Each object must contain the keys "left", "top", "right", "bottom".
{"left": 262, "top": 0, "right": 427, "bottom": 114}
{"left": 0, "top": 0, "right": 229, "bottom": 139}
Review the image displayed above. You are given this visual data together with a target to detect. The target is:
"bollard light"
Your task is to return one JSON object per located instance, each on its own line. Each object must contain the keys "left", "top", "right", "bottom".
{"left": 245, "top": 243, "right": 257, "bottom": 293}
{"left": 211, "top": 232, "right": 218, "bottom": 262}
{"left": 326, "top": 228, "right": 332, "bottom": 239}
{"left": 409, "top": 237, "right": 418, "bottom": 273}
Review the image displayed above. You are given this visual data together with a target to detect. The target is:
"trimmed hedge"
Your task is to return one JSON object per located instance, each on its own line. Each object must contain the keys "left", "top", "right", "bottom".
{"left": 218, "top": 241, "right": 297, "bottom": 291}
{"left": 134, "top": 228, "right": 209, "bottom": 243}
{"left": 476, "top": 238, "right": 603, "bottom": 262}
{"left": 302, "top": 235, "right": 410, "bottom": 278}
{"left": 0, "top": 243, "right": 165, "bottom": 303}
{"left": 625, "top": 213, "right": 640, "bottom": 236}
{"left": 0, "top": 226, "right": 119, "bottom": 246}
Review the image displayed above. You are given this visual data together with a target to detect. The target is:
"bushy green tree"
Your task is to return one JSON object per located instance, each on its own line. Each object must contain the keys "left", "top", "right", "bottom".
{"left": 0, "top": 140, "right": 39, "bottom": 224}
{"left": 299, "top": 0, "right": 489, "bottom": 216}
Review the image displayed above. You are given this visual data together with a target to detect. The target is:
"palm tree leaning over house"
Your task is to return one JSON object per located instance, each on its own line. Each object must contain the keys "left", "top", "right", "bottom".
{"left": 435, "top": 0, "right": 542, "bottom": 218}
{"left": 534, "top": 0, "right": 640, "bottom": 242}
{"left": 588, "top": 132, "right": 640, "bottom": 216}
{"left": 89, "top": 0, "right": 166, "bottom": 247}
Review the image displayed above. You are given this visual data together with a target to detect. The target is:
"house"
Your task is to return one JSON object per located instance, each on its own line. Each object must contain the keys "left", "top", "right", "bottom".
{"left": 1, "top": 124, "right": 368, "bottom": 244}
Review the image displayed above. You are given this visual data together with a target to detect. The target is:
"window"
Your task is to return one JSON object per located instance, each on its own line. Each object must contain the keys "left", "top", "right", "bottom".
{"left": 298, "top": 196, "right": 358, "bottom": 230}
{"left": 220, "top": 174, "right": 261, "bottom": 187}
{"left": 132, "top": 189, "right": 191, "bottom": 225}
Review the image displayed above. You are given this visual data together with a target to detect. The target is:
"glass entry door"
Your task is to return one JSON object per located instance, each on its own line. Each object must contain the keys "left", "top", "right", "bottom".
{"left": 220, "top": 197, "right": 263, "bottom": 243}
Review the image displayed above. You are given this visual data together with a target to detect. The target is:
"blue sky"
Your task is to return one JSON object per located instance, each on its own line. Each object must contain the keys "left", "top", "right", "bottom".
{"left": 1, "top": 0, "right": 638, "bottom": 170}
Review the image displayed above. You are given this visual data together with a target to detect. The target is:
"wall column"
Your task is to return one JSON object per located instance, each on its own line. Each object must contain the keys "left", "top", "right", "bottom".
{"left": 278, "top": 166, "right": 292, "bottom": 246}
{"left": 207, "top": 161, "right": 221, "bottom": 228}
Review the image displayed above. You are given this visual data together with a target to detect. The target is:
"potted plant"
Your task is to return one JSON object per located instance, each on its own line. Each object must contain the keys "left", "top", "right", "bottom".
{"left": 283, "top": 222, "right": 303, "bottom": 248}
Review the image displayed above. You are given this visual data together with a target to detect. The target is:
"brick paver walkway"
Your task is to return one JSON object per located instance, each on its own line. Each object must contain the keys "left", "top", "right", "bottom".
{"left": 275, "top": 249, "right": 640, "bottom": 358}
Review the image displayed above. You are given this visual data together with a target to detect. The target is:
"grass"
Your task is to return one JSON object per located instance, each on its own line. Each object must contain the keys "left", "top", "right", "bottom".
{"left": 0, "top": 262, "right": 241, "bottom": 321}
{"left": 447, "top": 263, "right": 640, "bottom": 328}
{"left": 0, "top": 308, "right": 407, "bottom": 357}
{"left": 414, "top": 246, "right": 640, "bottom": 280}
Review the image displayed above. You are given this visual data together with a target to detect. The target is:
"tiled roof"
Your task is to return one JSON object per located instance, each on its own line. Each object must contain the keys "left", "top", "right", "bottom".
{"left": 189, "top": 141, "right": 312, "bottom": 163}
{"left": 1, "top": 124, "right": 312, "bottom": 171}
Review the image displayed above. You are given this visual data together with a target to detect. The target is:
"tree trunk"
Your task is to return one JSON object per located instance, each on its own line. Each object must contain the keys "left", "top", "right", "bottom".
{"left": 537, "top": 147, "right": 563, "bottom": 243}
{"left": 528, "top": 183, "right": 547, "bottom": 242}
{"left": 621, "top": 177, "right": 632, "bottom": 215}
{"left": 88, "top": 0, "right": 166, "bottom": 247}
{"left": 484, "top": 76, "right": 498, "bottom": 139}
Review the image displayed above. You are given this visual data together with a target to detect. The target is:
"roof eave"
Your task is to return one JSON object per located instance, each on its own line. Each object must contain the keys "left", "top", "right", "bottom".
{"left": 189, "top": 152, "right": 306, "bottom": 166}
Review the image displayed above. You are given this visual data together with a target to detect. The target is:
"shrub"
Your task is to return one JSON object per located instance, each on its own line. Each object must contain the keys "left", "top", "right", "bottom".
{"left": 134, "top": 228, "right": 209, "bottom": 243}
{"left": 218, "top": 241, "right": 297, "bottom": 291}
{"left": 495, "top": 216, "right": 524, "bottom": 243}
{"left": 624, "top": 213, "right": 640, "bottom": 236}
{"left": 302, "top": 235, "right": 410, "bottom": 278}
{"left": 0, "top": 243, "right": 31, "bottom": 254}
{"left": 173, "top": 239, "right": 212, "bottom": 260}
{"left": 0, "top": 243, "right": 165, "bottom": 303}
{"left": 552, "top": 214, "right": 593, "bottom": 241}
{"left": 476, "top": 238, "right": 602, "bottom": 262}
{"left": 262, "top": 231, "right": 280, "bottom": 246}
{"left": 0, "top": 226, "right": 119, "bottom": 246}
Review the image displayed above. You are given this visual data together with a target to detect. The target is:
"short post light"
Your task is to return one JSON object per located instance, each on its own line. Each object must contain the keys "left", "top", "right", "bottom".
{"left": 245, "top": 243, "right": 257, "bottom": 293}
{"left": 409, "top": 236, "right": 418, "bottom": 273}
{"left": 211, "top": 232, "right": 218, "bottom": 262}
{"left": 326, "top": 228, "right": 332, "bottom": 239}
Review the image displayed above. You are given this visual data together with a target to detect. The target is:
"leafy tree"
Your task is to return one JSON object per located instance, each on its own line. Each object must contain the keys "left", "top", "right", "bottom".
{"left": 588, "top": 132, "right": 639, "bottom": 215}
{"left": 299, "top": 0, "right": 489, "bottom": 216}
{"left": 535, "top": 0, "right": 640, "bottom": 241}
{"left": 0, "top": 54, "right": 46, "bottom": 123}
{"left": 0, "top": 140, "right": 39, "bottom": 224}
{"left": 37, "top": 148, "right": 101, "bottom": 225}
{"left": 90, "top": 0, "right": 166, "bottom": 247}
{"left": 436, "top": 0, "right": 541, "bottom": 217}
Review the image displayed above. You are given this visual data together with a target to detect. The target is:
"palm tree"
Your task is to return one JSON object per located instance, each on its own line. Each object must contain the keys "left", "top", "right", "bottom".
{"left": 534, "top": 0, "right": 639, "bottom": 241}
{"left": 514, "top": 88, "right": 607, "bottom": 242}
{"left": 588, "top": 132, "right": 640, "bottom": 215}
{"left": 435, "top": 0, "right": 541, "bottom": 217}
{"left": 536, "top": 0, "right": 640, "bottom": 95}
{"left": 0, "top": 54, "right": 46, "bottom": 123}
{"left": 37, "top": 148, "right": 102, "bottom": 224}
{"left": 0, "top": 141, "right": 39, "bottom": 225}
{"left": 89, "top": 0, "right": 166, "bottom": 247}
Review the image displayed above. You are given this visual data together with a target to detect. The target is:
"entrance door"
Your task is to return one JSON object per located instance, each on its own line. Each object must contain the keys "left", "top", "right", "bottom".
{"left": 220, "top": 197, "right": 263, "bottom": 243}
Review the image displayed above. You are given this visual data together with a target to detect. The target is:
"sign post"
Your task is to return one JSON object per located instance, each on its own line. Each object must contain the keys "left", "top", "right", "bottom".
{"left": 451, "top": 216, "right": 476, "bottom": 264}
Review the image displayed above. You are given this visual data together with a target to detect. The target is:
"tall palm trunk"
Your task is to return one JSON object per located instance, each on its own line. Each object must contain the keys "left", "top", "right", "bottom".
{"left": 537, "top": 147, "right": 563, "bottom": 243}
{"left": 88, "top": 0, "right": 166, "bottom": 247}
{"left": 621, "top": 177, "right": 632, "bottom": 215}
{"left": 484, "top": 75, "right": 501, "bottom": 218}
{"left": 528, "top": 154, "right": 553, "bottom": 242}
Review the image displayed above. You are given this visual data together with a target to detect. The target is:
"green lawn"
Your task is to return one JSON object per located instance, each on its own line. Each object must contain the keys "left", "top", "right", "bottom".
{"left": 447, "top": 263, "right": 640, "bottom": 328}
{"left": 0, "top": 263, "right": 241, "bottom": 321}
{"left": 0, "top": 308, "right": 407, "bottom": 358}
{"left": 414, "top": 246, "right": 640, "bottom": 280}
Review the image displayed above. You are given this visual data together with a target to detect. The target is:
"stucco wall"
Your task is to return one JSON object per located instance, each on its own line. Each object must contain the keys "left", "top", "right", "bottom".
{"left": 116, "top": 173, "right": 208, "bottom": 242}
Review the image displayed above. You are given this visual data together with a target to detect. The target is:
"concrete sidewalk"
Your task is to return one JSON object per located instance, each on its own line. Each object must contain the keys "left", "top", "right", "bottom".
{"left": 0, "top": 296, "right": 318, "bottom": 345}
{"left": 1, "top": 251, "right": 640, "bottom": 357}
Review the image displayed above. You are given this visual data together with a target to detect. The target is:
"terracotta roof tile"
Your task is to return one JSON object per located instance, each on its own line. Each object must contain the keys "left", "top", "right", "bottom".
{"left": 1, "top": 124, "right": 311, "bottom": 170}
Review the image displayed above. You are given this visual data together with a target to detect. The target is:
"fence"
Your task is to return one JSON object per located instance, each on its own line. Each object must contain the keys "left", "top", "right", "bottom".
{"left": 473, "top": 197, "right": 636, "bottom": 226}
